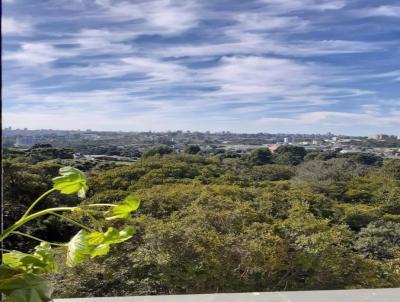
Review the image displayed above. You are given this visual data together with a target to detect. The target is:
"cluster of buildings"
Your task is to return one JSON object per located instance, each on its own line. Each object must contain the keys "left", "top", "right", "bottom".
{"left": 3, "top": 127, "right": 400, "bottom": 159}
{"left": 261, "top": 135, "right": 400, "bottom": 158}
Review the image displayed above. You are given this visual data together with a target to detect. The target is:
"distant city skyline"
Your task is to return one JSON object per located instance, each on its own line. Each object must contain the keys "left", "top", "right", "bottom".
{"left": 3, "top": 125, "right": 400, "bottom": 138}
{"left": 3, "top": 0, "right": 400, "bottom": 135}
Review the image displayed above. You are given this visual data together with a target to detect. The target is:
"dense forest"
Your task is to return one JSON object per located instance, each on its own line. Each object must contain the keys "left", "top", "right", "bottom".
{"left": 3, "top": 144, "right": 400, "bottom": 297}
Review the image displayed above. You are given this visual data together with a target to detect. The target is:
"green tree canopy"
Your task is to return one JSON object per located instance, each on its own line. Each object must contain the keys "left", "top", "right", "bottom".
{"left": 142, "top": 145, "right": 174, "bottom": 158}
{"left": 185, "top": 145, "right": 201, "bottom": 154}
{"left": 248, "top": 148, "right": 272, "bottom": 165}
{"left": 273, "top": 145, "right": 306, "bottom": 165}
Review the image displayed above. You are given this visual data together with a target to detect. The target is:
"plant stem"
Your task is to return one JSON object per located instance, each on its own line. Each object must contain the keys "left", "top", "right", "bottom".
{"left": 50, "top": 212, "right": 95, "bottom": 232}
{"left": 11, "top": 231, "right": 67, "bottom": 247}
{"left": 86, "top": 203, "right": 116, "bottom": 207}
{"left": 22, "top": 188, "right": 57, "bottom": 219}
{"left": 84, "top": 212, "right": 103, "bottom": 232}
{"left": 0, "top": 207, "right": 76, "bottom": 242}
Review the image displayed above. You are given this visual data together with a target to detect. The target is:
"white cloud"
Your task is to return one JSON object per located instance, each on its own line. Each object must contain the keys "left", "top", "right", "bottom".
{"left": 3, "top": 43, "right": 72, "bottom": 66}
{"left": 192, "top": 56, "right": 375, "bottom": 113}
{"left": 94, "top": 0, "right": 199, "bottom": 35}
{"left": 153, "top": 34, "right": 381, "bottom": 58}
{"left": 259, "top": 0, "right": 346, "bottom": 12}
{"left": 3, "top": 27, "right": 136, "bottom": 67}
{"left": 232, "top": 14, "right": 310, "bottom": 32}
{"left": 4, "top": 87, "right": 142, "bottom": 107}
{"left": 239, "top": 108, "right": 400, "bottom": 134}
{"left": 203, "top": 56, "right": 318, "bottom": 97}
{"left": 121, "top": 57, "right": 188, "bottom": 82}
{"left": 4, "top": 29, "right": 136, "bottom": 68}
{"left": 356, "top": 5, "right": 400, "bottom": 18}
{"left": 297, "top": 111, "right": 400, "bottom": 127}
{"left": 2, "top": 17, "right": 31, "bottom": 35}
{"left": 51, "top": 56, "right": 189, "bottom": 83}
{"left": 73, "top": 29, "right": 133, "bottom": 54}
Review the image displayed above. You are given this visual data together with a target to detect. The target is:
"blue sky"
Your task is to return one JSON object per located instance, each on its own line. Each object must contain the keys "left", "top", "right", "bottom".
{"left": 2, "top": 0, "right": 400, "bottom": 135}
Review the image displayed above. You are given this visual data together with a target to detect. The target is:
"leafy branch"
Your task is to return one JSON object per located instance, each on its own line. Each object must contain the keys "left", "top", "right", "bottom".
{"left": 0, "top": 167, "right": 140, "bottom": 302}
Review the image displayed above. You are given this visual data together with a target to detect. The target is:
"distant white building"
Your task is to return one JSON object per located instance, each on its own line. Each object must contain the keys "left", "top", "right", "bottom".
{"left": 82, "top": 133, "right": 101, "bottom": 140}
{"left": 368, "top": 134, "right": 387, "bottom": 140}
{"left": 283, "top": 137, "right": 294, "bottom": 144}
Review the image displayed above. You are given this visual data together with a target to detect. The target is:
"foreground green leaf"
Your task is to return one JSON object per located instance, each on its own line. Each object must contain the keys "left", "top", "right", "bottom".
{"left": 66, "top": 230, "right": 90, "bottom": 267}
{"left": 90, "top": 244, "right": 110, "bottom": 257}
{"left": 102, "top": 226, "right": 135, "bottom": 244}
{"left": 66, "top": 226, "right": 135, "bottom": 265}
{"left": 2, "top": 243, "right": 56, "bottom": 274}
{"left": 107, "top": 196, "right": 140, "bottom": 220}
{"left": 52, "top": 166, "right": 88, "bottom": 198}
{"left": 85, "top": 226, "right": 135, "bottom": 258}
{"left": 0, "top": 265, "right": 53, "bottom": 302}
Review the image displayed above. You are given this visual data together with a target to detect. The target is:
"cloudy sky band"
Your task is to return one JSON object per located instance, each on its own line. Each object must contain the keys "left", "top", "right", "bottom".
{"left": 2, "top": 0, "right": 400, "bottom": 135}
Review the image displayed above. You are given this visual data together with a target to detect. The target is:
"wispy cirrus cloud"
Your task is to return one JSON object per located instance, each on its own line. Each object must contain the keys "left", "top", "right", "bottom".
{"left": 259, "top": 0, "right": 347, "bottom": 12}
{"left": 93, "top": 0, "right": 200, "bottom": 34}
{"left": 2, "top": 17, "right": 31, "bottom": 35}
{"left": 355, "top": 5, "right": 400, "bottom": 18}
{"left": 3, "top": 42, "right": 73, "bottom": 66}
{"left": 53, "top": 56, "right": 190, "bottom": 83}
{"left": 152, "top": 36, "right": 382, "bottom": 58}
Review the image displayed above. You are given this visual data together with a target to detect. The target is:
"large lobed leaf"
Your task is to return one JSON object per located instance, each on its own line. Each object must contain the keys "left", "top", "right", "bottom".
{"left": 0, "top": 265, "right": 53, "bottom": 302}
{"left": 107, "top": 196, "right": 140, "bottom": 220}
{"left": 52, "top": 166, "right": 88, "bottom": 198}
{"left": 2, "top": 243, "right": 56, "bottom": 274}
{"left": 66, "top": 230, "right": 90, "bottom": 267}
{"left": 102, "top": 226, "right": 135, "bottom": 244}
{"left": 66, "top": 195, "right": 139, "bottom": 267}
{"left": 66, "top": 227, "right": 135, "bottom": 267}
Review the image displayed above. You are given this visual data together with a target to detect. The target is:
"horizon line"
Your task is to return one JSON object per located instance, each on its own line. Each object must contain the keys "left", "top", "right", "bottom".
{"left": 4, "top": 127, "right": 400, "bottom": 138}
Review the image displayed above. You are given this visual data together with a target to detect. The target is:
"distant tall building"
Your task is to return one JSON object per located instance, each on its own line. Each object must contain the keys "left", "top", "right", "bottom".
{"left": 283, "top": 137, "right": 294, "bottom": 144}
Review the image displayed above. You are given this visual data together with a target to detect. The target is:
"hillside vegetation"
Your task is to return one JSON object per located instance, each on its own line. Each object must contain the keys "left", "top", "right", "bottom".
{"left": 3, "top": 147, "right": 400, "bottom": 297}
